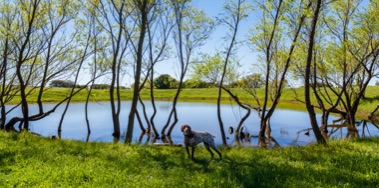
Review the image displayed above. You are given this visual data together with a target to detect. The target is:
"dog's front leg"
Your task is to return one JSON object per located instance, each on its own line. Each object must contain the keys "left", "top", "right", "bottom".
{"left": 191, "top": 146, "right": 195, "bottom": 159}
{"left": 185, "top": 145, "right": 191, "bottom": 159}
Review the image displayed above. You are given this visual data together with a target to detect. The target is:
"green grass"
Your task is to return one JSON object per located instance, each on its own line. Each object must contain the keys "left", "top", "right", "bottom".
{"left": 7, "top": 86, "right": 379, "bottom": 118}
{"left": 1, "top": 131, "right": 379, "bottom": 187}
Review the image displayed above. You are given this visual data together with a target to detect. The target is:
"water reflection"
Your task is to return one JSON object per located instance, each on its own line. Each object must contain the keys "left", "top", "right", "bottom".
{"left": 3, "top": 101, "right": 379, "bottom": 147}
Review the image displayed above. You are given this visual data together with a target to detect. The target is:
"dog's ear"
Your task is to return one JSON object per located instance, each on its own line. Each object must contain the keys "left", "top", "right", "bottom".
{"left": 181, "top": 124, "right": 190, "bottom": 132}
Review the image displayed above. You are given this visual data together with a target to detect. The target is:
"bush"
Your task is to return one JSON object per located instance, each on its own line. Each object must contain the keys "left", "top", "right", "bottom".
{"left": 50, "top": 80, "right": 74, "bottom": 88}
{"left": 92, "top": 84, "right": 111, "bottom": 90}
{"left": 183, "top": 78, "right": 212, "bottom": 88}
{"left": 153, "top": 74, "right": 178, "bottom": 89}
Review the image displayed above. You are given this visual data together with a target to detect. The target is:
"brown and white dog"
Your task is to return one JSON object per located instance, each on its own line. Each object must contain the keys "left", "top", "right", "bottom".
{"left": 181, "top": 124, "right": 222, "bottom": 160}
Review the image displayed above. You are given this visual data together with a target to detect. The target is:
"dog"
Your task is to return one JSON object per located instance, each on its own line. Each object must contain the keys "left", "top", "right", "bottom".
{"left": 181, "top": 124, "right": 222, "bottom": 160}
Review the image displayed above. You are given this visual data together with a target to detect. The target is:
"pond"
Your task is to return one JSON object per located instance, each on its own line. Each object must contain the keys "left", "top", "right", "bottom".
{"left": 5, "top": 101, "right": 379, "bottom": 147}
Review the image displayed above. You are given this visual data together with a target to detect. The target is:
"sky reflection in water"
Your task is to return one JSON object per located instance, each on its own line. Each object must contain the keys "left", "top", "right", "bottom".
{"left": 5, "top": 101, "right": 379, "bottom": 147}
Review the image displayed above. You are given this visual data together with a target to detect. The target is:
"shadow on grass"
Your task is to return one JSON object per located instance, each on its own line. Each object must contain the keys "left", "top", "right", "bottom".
{"left": 4, "top": 132, "right": 378, "bottom": 187}
{"left": 362, "top": 95, "right": 379, "bottom": 103}
{"left": 351, "top": 137, "right": 379, "bottom": 144}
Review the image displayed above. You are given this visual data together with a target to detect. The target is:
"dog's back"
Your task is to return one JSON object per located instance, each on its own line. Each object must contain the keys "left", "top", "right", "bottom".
{"left": 181, "top": 124, "right": 222, "bottom": 160}
{"left": 188, "top": 131, "right": 215, "bottom": 146}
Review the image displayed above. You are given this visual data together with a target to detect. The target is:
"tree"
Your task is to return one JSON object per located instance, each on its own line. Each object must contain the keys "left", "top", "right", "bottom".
{"left": 162, "top": 1, "right": 214, "bottom": 137}
{"left": 57, "top": 4, "right": 96, "bottom": 136}
{"left": 153, "top": 74, "right": 178, "bottom": 89}
{"left": 13, "top": 0, "right": 44, "bottom": 131}
{"left": 3, "top": 0, "right": 101, "bottom": 131}
{"left": 304, "top": 0, "right": 326, "bottom": 144}
{"left": 213, "top": 0, "right": 251, "bottom": 145}
{"left": 138, "top": 0, "right": 174, "bottom": 138}
{"left": 0, "top": 2, "right": 18, "bottom": 129}
{"left": 248, "top": 0, "right": 310, "bottom": 145}
{"left": 91, "top": 0, "right": 132, "bottom": 141}
{"left": 50, "top": 80, "right": 75, "bottom": 88}
{"left": 83, "top": 3, "right": 110, "bottom": 138}
{"left": 191, "top": 52, "right": 239, "bottom": 86}
{"left": 232, "top": 74, "right": 264, "bottom": 88}
{"left": 320, "top": 0, "right": 379, "bottom": 133}
{"left": 190, "top": 50, "right": 243, "bottom": 144}
{"left": 183, "top": 78, "right": 211, "bottom": 88}
{"left": 126, "top": 0, "right": 154, "bottom": 143}
{"left": 291, "top": 0, "right": 379, "bottom": 142}
{"left": 337, "top": 0, "right": 379, "bottom": 130}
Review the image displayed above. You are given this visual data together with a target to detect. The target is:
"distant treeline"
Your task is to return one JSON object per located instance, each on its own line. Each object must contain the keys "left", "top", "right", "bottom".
{"left": 49, "top": 80, "right": 127, "bottom": 90}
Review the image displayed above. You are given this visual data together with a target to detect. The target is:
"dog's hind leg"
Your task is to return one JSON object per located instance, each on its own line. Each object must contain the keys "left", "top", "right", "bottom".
{"left": 214, "top": 148, "right": 222, "bottom": 160}
{"left": 191, "top": 146, "right": 195, "bottom": 159}
{"left": 204, "top": 142, "right": 214, "bottom": 159}
{"left": 208, "top": 143, "right": 222, "bottom": 160}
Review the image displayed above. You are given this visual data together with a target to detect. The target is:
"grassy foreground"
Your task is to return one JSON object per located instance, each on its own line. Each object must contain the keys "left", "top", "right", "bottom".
{"left": 1, "top": 131, "right": 379, "bottom": 187}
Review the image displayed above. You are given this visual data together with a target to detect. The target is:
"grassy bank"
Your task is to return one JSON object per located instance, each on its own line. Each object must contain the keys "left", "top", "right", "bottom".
{"left": 0, "top": 131, "right": 378, "bottom": 187}
{"left": 12, "top": 86, "right": 379, "bottom": 118}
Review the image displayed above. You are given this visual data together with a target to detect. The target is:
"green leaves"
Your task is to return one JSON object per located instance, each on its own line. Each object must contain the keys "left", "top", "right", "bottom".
{"left": 153, "top": 74, "right": 178, "bottom": 89}
{"left": 191, "top": 52, "right": 240, "bottom": 85}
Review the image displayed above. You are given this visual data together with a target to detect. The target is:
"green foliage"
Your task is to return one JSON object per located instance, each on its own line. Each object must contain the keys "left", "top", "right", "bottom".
{"left": 153, "top": 74, "right": 178, "bottom": 89}
{"left": 1, "top": 131, "right": 379, "bottom": 187}
{"left": 49, "top": 80, "right": 74, "bottom": 88}
{"left": 232, "top": 73, "right": 264, "bottom": 88}
{"left": 191, "top": 52, "right": 240, "bottom": 86}
{"left": 179, "top": 6, "right": 214, "bottom": 47}
{"left": 183, "top": 78, "right": 212, "bottom": 88}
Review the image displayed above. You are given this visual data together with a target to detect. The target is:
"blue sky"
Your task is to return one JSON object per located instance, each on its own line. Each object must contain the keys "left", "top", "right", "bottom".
{"left": 84, "top": 0, "right": 377, "bottom": 87}
{"left": 150, "top": 0, "right": 255, "bottom": 86}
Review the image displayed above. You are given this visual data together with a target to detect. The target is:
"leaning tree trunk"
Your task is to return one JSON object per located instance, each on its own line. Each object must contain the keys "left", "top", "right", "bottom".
{"left": 221, "top": 87, "right": 251, "bottom": 139}
{"left": 58, "top": 25, "right": 91, "bottom": 134}
{"left": 16, "top": 66, "right": 29, "bottom": 131}
{"left": 138, "top": 97, "right": 149, "bottom": 133}
{"left": 216, "top": 0, "right": 247, "bottom": 146}
{"left": 304, "top": 0, "right": 326, "bottom": 145}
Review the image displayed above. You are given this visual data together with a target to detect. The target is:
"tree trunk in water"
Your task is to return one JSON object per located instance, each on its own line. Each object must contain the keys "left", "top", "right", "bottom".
{"left": 258, "top": 117, "right": 269, "bottom": 144}
{"left": 304, "top": 0, "right": 326, "bottom": 145}
{"left": 0, "top": 99, "right": 5, "bottom": 129}
{"left": 162, "top": 74, "right": 184, "bottom": 136}
{"left": 167, "top": 107, "right": 179, "bottom": 137}
{"left": 84, "top": 89, "right": 92, "bottom": 136}
{"left": 216, "top": 88, "right": 228, "bottom": 146}
{"left": 138, "top": 98, "right": 150, "bottom": 133}
{"left": 110, "top": 81, "right": 120, "bottom": 140}
{"left": 16, "top": 71, "right": 29, "bottom": 131}
{"left": 135, "top": 110, "right": 146, "bottom": 133}
{"left": 85, "top": 82, "right": 94, "bottom": 136}
{"left": 1, "top": 37, "right": 9, "bottom": 129}
{"left": 126, "top": 0, "right": 148, "bottom": 143}
{"left": 320, "top": 111, "right": 330, "bottom": 133}
{"left": 162, "top": 89, "right": 180, "bottom": 136}
{"left": 164, "top": 82, "right": 182, "bottom": 136}
{"left": 221, "top": 87, "right": 251, "bottom": 140}
{"left": 149, "top": 70, "right": 159, "bottom": 138}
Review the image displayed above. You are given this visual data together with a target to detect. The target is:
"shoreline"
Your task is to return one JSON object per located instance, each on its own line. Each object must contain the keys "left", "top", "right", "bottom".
{"left": 5, "top": 87, "right": 378, "bottom": 120}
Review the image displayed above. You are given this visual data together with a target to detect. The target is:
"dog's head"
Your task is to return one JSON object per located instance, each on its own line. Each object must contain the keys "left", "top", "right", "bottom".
{"left": 181, "top": 124, "right": 193, "bottom": 137}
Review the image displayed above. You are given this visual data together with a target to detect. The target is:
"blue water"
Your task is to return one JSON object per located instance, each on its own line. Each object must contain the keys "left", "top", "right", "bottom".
{"left": 4, "top": 101, "right": 379, "bottom": 147}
